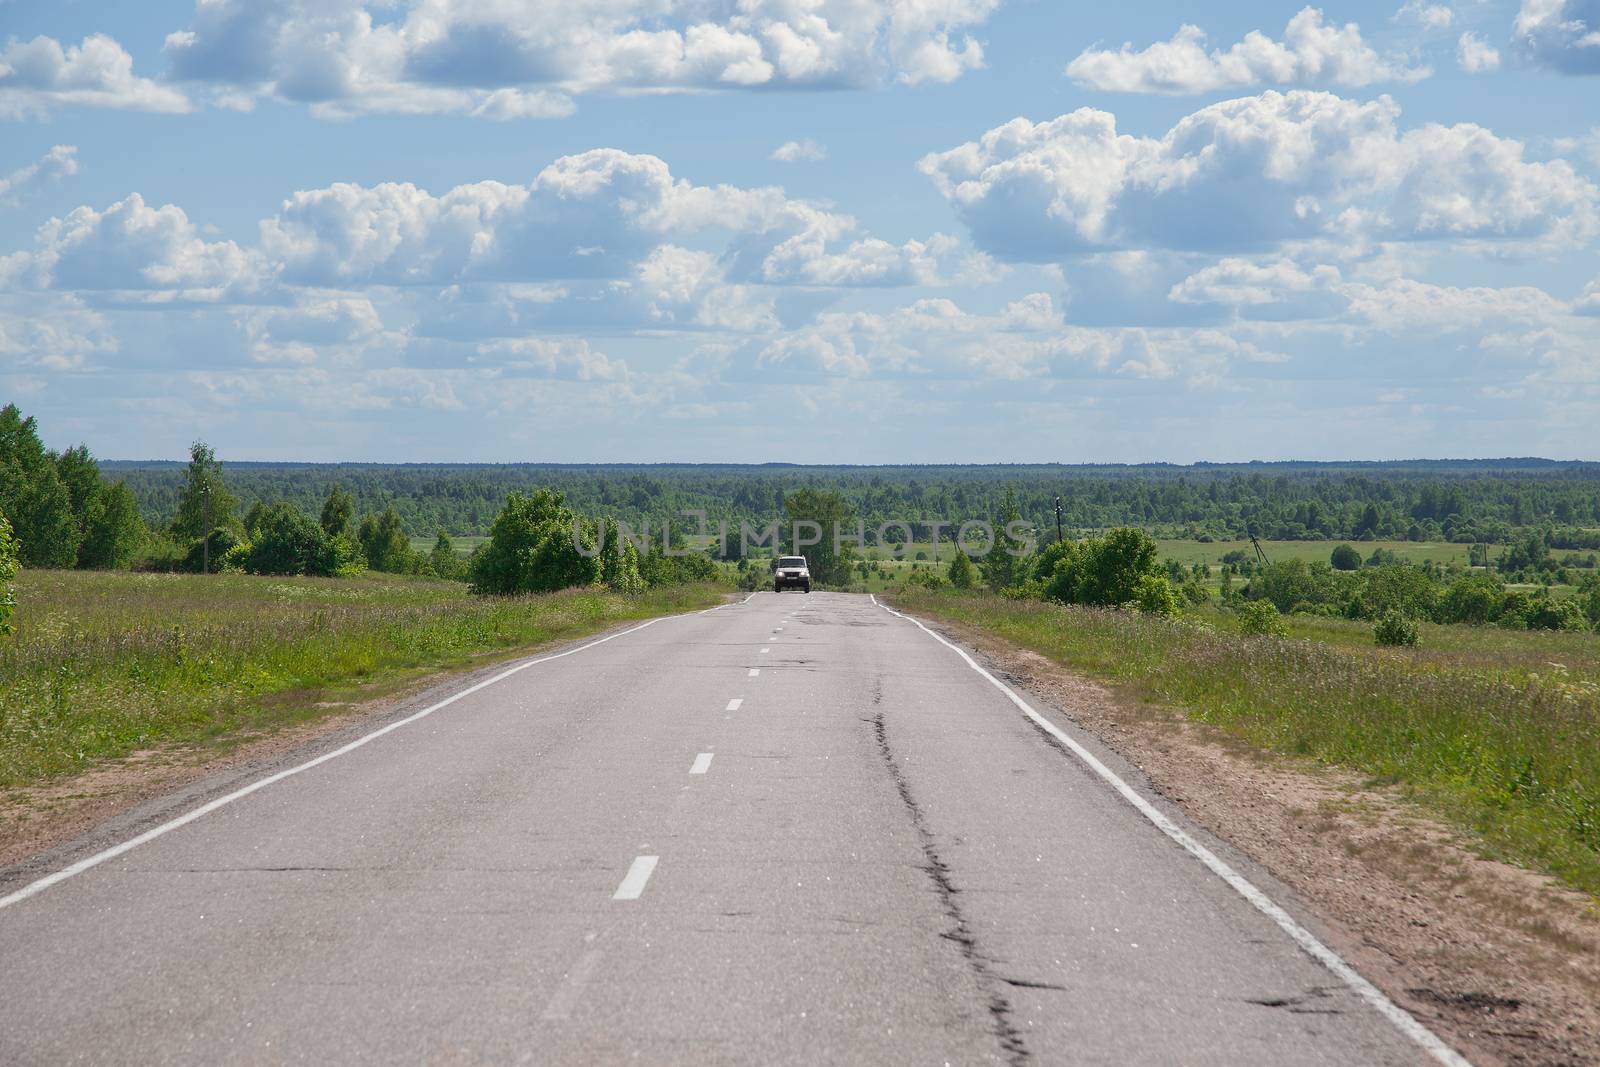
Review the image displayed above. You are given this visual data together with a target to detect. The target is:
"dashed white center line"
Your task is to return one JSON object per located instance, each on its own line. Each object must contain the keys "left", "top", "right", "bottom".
{"left": 612, "top": 856, "right": 658, "bottom": 900}
{"left": 690, "top": 753, "right": 714, "bottom": 775}
{"left": 748, "top": 668, "right": 760, "bottom": 677}
{"left": 759, "top": 647, "right": 770, "bottom": 654}
{"left": 726, "top": 697, "right": 744, "bottom": 711}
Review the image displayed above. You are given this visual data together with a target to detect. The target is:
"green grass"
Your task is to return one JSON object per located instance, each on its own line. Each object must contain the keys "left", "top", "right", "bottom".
{"left": 408, "top": 535, "right": 490, "bottom": 557}
{"left": 891, "top": 589, "right": 1600, "bottom": 897}
{"left": 1156, "top": 538, "right": 1474, "bottom": 570}
{"left": 0, "top": 570, "right": 725, "bottom": 788}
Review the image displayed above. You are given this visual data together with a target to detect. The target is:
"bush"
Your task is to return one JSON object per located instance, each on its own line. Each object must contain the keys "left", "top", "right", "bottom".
{"left": 0, "top": 509, "right": 17, "bottom": 636}
{"left": 1330, "top": 544, "right": 1361, "bottom": 571}
{"left": 1133, "top": 574, "right": 1181, "bottom": 616}
{"left": 182, "top": 527, "right": 242, "bottom": 573}
{"left": 1374, "top": 611, "right": 1420, "bottom": 647}
{"left": 246, "top": 502, "right": 332, "bottom": 576}
{"left": 1042, "top": 528, "right": 1161, "bottom": 608}
{"left": 471, "top": 489, "right": 597, "bottom": 595}
{"left": 1237, "top": 599, "right": 1289, "bottom": 637}
{"left": 947, "top": 550, "right": 977, "bottom": 590}
{"left": 1438, "top": 573, "right": 1505, "bottom": 625}
{"left": 902, "top": 568, "right": 945, "bottom": 591}
{"left": 1525, "top": 596, "right": 1589, "bottom": 632}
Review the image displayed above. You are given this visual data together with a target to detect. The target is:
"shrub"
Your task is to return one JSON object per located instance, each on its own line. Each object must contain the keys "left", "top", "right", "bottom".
{"left": 902, "top": 568, "right": 945, "bottom": 591}
{"left": 1041, "top": 528, "right": 1162, "bottom": 608}
{"left": 0, "top": 509, "right": 17, "bottom": 636}
{"left": 1237, "top": 599, "right": 1289, "bottom": 637}
{"left": 1133, "top": 574, "right": 1181, "bottom": 616}
{"left": 1330, "top": 544, "right": 1361, "bottom": 571}
{"left": 182, "top": 527, "right": 242, "bottom": 573}
{"left": 471, "top": 489, "right": 598, "bottom": 595}
{"left": 1525, "top": 596, "right": 1589, "bottom": 632}
{"left": 246, "top": 502, "right": 332, "bottom": 576}
{"left": 947, "top": 550, "right": 977, "bottom": 589}
{"left": 1439, "top": 573, "right": 1505, "bottom": 625}
{"left": 1374, "top": 611, "right": 1420, "bottom": 647}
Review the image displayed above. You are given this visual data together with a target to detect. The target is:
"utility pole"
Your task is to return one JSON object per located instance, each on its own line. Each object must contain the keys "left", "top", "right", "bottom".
{"left": 1053, "top": 496, "right": 1064, "bottom": 544}
{"left": 202, "top": 481, "right": 212, "bottom": 575}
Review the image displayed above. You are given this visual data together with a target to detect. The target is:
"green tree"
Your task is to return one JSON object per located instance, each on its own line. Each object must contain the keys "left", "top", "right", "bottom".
{"left": 427, "top": 531, "right": 462, "bottom": 581}
{"left": 245, "top": 503, "right": 331, "bottom": 576}
{"left": 1045, "top": 528, "right": 1162, "bottom": 607}
{"left": 78, "top": 481, "right": 147, "bottom": 570}
{"left": 170, "top": 441, "right": 238, "bottom": 544}
{"left": 1438, "top": 573, "right": 1506, "bottom": 625}
{"left": 1329, "top": 544, "right": 1361, "bottom": 571}
{"left": 1237, "top": 600, "right": 1289, "bottom": 637}
{"left": 471, "top": 489, "right": 598, "bottom": 594}
{"left": 783, "top": 488, "right": 856, "bottom": 587}
{"left": 0, "top": 404, "right": 79, "bottom": 568}
{"left": 947, "top": 549, "right": 976, "bottom": 589}
{"left": 0, "top": 508, "right": 18, "bottom": 636}
{"left": 596, "top": 518, "right": 644, "bottom": 593}
{"left": 981, "top": 489, "right": 1027, "bottom": 591}
{"left": 358, "top": 507, "right": 414, "bottom": 574}
{"left": 320, "top": 485, "right": 355, "bottom": 538}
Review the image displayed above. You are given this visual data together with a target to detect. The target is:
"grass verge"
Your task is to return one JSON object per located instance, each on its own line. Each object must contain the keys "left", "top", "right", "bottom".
{"left": 891, "top": 589, "right": 1600, "bottom": 898}
{"left": 0, "top": 570, "right": 725, "bottom": 788}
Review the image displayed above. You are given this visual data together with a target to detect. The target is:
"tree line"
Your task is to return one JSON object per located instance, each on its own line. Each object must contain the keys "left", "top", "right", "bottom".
{"left": 101, "top": 457, "right": 1600, "bottom": 547}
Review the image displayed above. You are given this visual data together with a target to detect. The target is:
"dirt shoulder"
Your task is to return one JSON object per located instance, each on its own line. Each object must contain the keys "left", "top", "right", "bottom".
{"left": 925, "top": 615, "right": 1600, "bottom": 1067}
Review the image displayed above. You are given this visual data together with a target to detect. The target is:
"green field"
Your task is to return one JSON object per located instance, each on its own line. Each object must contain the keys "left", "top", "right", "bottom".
{"left": 1156, "top": 538, "right": 1475, "bottom": 570}
{"left": 0, "top": 570, "right": 724, "bottom": 788}
{"left": 892, "top": 589, "right": 1600, "bottom": 897}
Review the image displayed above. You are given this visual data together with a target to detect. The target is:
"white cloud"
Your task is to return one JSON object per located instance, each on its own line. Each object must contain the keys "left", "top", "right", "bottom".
{"left": 0, "top": 296, "right": 117, "bottom": 371}
{"left": 1577, "top": 277, "right": 1600, "bottom": 314}
{"left": 771, "top": 139, "right": 827, "bottom": 163}
{"left": 475, "top": 336, "right": 625, "bottom": 381}
{"left": 1395, "top": 1, "right": 1455, "bottom": 30}
{"left": 3, "top": 193, "right": 263, "bottom": 295}
{"left": 0, "top": 145, "right": 77, "bottom": 206}
{"left": 1457, "top": 31, "right": 1502, "bottom": 71}
{"left": 1065, "top": 8, "right": 1429, "bottom": 94}
{"left": 1514, "top": 0, "right": 1600, "bottom": 74}
{"left": 161, "top": 0, "right": 999, "bottom": 118}
{"left": 0, "top": 35, "right": 191, "bottom": 118}
{"left": 919, "top": 91, "right": 1600, "bottom": 259}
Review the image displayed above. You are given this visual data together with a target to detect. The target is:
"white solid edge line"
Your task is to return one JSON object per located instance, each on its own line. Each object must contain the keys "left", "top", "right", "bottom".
{"left": 0, "top": 603, "right": 731, "bottom": 915}
{"left": 690, "top": 753, "right": 714, "bottom": 775}
{"left": 748, "top": 668, "right": 760, "bottom": 677}
{"left": 868, "top": 595, "right": 1471, "bottom": 1067}
{"left": 612, "top": 855, "right": 659, "bottom": 900}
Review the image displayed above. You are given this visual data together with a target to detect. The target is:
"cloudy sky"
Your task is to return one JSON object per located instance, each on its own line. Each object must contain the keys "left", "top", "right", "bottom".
{"left": 2, "top": 0, "right": 1598, "bottom": 463}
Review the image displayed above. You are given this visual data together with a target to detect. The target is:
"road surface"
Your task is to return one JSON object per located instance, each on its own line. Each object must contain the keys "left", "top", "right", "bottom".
{"left": 0, "top": 592, "right": 1453, "bottom": 1065}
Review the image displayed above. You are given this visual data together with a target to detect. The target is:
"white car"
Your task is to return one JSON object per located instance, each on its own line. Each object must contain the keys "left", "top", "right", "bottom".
{"left": 772, "top": 556, "right": 811, "bottom": 593}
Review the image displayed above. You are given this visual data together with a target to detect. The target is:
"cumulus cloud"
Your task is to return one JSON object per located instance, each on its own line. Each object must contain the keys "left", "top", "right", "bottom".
{"left": 0, "top": 145, "right": 77, "bottom": 206}
{"left": 161, "top": 0, "right": 998, "bottom": 118}
{"left": 1065, "top": 8, "right": 1428, "bottom": 94}
{"left": 1457, "top": 31, "right": 1502, "bottom": 71}
{"left": 0, "top": 296, "right": 117, "bottom": 371}
{"left": 771, "top": 139, "right": 827, "bottom": 163}
{"left": 919, "top": 91, "right": 1599, "bottom": 259}
{"left": 1577, "top": 277, "right": 1600, "bottom": 314}
{"left": 2, "top": 193, "right": 263, "bottom": 296}
{"left": 1395, "top": 1, "right": 1455, "bottom": 30}
{"left": 254, "top": 149, "right": 958, "bottom": 294}
{"left": 1514, "top": 0, "right": 1600, "bottom": 73}
{"left": 0, "top": 35, "right": 191, "bottom": 118}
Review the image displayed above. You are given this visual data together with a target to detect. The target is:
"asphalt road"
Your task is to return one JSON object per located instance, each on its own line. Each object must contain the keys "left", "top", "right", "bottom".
{"left": 0, "top": 592, "right": 1451, "bottom": 1065}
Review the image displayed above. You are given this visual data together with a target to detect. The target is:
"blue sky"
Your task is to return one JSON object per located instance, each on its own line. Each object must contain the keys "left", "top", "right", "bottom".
{"left": 2, "top": 0, "right": 1598, "bottom": 463}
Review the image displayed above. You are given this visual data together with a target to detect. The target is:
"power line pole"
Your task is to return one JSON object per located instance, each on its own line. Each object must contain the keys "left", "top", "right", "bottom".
{"left": 202, "top": 481, "right": 212, "bottom": 575}
{"left": 1053, "top": 495, "right": 1064, "bottom": 544}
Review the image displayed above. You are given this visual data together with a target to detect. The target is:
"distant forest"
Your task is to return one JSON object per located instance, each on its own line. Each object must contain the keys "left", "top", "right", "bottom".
{"left": 103, "top": 460, "right": 1600, "bottom": 548}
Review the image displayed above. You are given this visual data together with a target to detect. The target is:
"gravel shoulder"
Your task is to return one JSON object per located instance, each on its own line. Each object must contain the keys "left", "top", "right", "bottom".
{"left": 922, "top": 615, "right": 1600, "bottom": 1067}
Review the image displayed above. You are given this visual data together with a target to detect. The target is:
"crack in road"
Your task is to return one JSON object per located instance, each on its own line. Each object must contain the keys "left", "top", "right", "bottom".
{"left": 869, "top": 686, "right": 1031, "bottom": 1067}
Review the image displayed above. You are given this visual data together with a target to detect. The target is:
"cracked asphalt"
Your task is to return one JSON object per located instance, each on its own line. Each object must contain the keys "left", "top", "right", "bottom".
{"left": 0, "top": 592, "right": 1433, "bottom": 1064}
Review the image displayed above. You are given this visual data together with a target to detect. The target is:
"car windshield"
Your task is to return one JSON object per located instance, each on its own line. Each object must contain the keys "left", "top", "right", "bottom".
{"left": 778, "top": 557, "right": 807, "bottom": 567}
